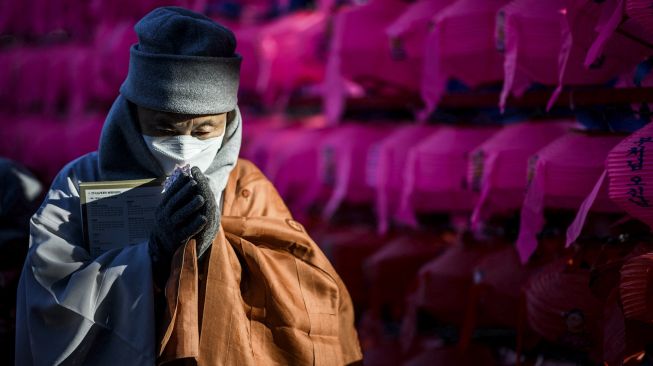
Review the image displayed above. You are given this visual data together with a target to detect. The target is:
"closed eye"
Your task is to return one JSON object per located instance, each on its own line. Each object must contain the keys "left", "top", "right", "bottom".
{"left": 193, "top": 131, "right": 212, "bottom": 138}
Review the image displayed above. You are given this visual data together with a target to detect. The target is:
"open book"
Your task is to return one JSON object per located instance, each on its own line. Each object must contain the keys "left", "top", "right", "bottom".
{"left": 80, "top": 178, "right": 163, "bottom": 257}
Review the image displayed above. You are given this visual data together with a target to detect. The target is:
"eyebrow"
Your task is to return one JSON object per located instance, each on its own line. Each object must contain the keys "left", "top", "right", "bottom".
{"left": 194, "top": 120, "right": 219, "bottom": 128}
{"left": 155, "top": 117, "right": 214, "bottom": 126}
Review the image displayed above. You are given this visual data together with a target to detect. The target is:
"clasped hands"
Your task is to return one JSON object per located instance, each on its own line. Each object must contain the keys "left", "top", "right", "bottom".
{"left": 148, "top": 167, "right": 218, "bottom": 287}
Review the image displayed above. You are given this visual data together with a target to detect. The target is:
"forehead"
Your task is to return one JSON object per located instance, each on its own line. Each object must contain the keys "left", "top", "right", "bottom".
{"left": 137, "top": 106, "right": 226, "bottom": 125}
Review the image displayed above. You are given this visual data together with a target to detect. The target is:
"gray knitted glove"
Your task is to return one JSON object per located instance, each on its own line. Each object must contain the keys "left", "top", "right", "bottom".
{"left": 149, "top": 173, "right": 208, "bottom": 288}
{"left": 191, "top": 166, "right": 219, "bottom": 260}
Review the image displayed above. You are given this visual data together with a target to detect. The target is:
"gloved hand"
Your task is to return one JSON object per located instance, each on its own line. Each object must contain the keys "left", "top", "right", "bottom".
{"left": 191, "top": 166, "right": 219, "bottom": 260}
{"left": 149, "top": 173, "right": 208, "bottom": 288}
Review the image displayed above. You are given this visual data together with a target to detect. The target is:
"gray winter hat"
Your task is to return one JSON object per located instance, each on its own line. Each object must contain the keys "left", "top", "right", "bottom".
{"left": 119, "top": 6, "right": 242, "bottom": 114}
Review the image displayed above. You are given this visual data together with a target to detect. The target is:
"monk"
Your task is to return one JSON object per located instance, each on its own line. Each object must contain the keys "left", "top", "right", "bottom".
{"left": 15, "top": 6, "right": 362, "bottom": 365}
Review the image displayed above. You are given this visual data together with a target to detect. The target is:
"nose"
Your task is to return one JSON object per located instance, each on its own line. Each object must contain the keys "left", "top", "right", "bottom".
{"left": 176, "top": 120, "right": 195, "bottom": 135}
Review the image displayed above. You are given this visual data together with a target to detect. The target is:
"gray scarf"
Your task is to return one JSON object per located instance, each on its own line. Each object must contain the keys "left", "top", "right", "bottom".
{"left": 98, "top": 94, "right": 242, "bottom": 199}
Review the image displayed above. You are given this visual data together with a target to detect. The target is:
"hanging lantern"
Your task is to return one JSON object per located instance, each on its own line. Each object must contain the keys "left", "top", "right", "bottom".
{"left": 625, "top": 0, "right": 653, "bottom": 44}
{"left": 620, "top": 252, "right": 653, "bottom": 323}
{"left": 607, "top": 123, "right": 653, "bottom": 227}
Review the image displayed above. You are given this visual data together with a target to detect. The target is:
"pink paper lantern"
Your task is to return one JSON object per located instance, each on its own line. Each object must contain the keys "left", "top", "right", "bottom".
{"left": 517, "top": 131, "right": 623, "bottom": 263}
{"left": 266, "top": 127, "right": 336, "bottom": 215}
{"left": 315, "top": 224, "right": 387, "bottom": 308}
{"left": 319, "top": 123, "right": 396, "bottom": 219}
{"left": 245, "top": 126, "right": 305, "bottom": 175}
{"left": 256, "top": 11, "right": 327, "bottom": 107}
{"left": 472, "top": 246, "right": 528, "bottom": 328}
{"left": 63, "top": 116, "right": 104, "bottom": 163}
{"left": 497, "top": 0, "right": 566, "bottom": 110}
{"left": 548, "top": 0, "right": 651, "bottom": 109}
{"left": 411, "top": 241, "right": 503, "bottom": 327}
{"left": 240, "top": 113, "right": 289, "bottom": 158}
{"left": 42, "top": 46, "right": 75, "bottom": 115}
{"left": 525, "top": 258, "right": 604, "bottom": 361}
{"left": 607, "top": 123, "right": 653, "bottom": 228}
{"left": 566, "top": 127, "right": 653, "bottom": 247}
{"left": 469, "top": 121, "right": 570, "bottom": 226}
{"left": 324, "top": 0, "right": 411, "bottom": 123}
{"left": 335, "top": 0, "right": 413, "bottom": 88}
{"left": 420, "top": 0, "right": 508, "bottom": 119}
{"left": 364, "top": 232, "right": 450, "bottom": 312}
{"left": 625, "top": 0, "right": 653, "bottom": 39}
{"left": 13, "top": 48, "right": 50, "bottom": 113}
{"left": 620, "top": 252, "right": 653, "bottom": 323}
{"left": 66, "top": 46, "right": 97, "bottom": 116}
{"left": 233, "top": 24, "right": 263, "bottom": 94}
{"left": 397, "top": 126, "right": 499, "bottom": 227}
{"left": 372, "top": 125, "right": 439, "bottom": 234}
{"left": 385, "top": 0, "right": 456, "bottom": 92}
{"left": 5, "top": 44, "right": 99, "bottom": 115}
{"left": 92, "top": 22, "right": 137, "bottom": 103}
{"left": 1, "top": 117, "right": 70, "bottom": 182}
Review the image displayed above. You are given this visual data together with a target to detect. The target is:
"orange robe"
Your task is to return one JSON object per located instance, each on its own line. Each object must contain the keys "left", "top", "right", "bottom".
{"left": 158, "top": 159, "right": 362, "bottom": 365}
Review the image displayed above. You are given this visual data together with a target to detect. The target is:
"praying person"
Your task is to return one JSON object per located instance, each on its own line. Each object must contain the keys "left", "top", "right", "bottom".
{"left": 15, "top": 7, "right": 362, "bottom": 365}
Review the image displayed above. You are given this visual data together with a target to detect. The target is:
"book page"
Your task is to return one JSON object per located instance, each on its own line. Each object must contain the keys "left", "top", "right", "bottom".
{"left": 80, "top": 179, "right": 163, "bottom": 257}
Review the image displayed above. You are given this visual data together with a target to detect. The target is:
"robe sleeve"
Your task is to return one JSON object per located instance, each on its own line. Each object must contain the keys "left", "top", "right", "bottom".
{"left": 14, "top": 155, "right": 156, "bottom": 366}
{"left": 229, "top": 160, "right": 363, "bottom": 364}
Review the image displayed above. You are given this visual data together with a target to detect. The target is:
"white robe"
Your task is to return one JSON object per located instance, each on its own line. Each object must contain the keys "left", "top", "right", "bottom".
{"left": 15, "top": 152, "right": 156, "bottom": 365}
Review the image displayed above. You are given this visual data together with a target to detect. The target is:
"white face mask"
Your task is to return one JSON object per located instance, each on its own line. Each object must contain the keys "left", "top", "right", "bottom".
{"left": 142, "top": 132, "right": 224, "bottom": 175}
